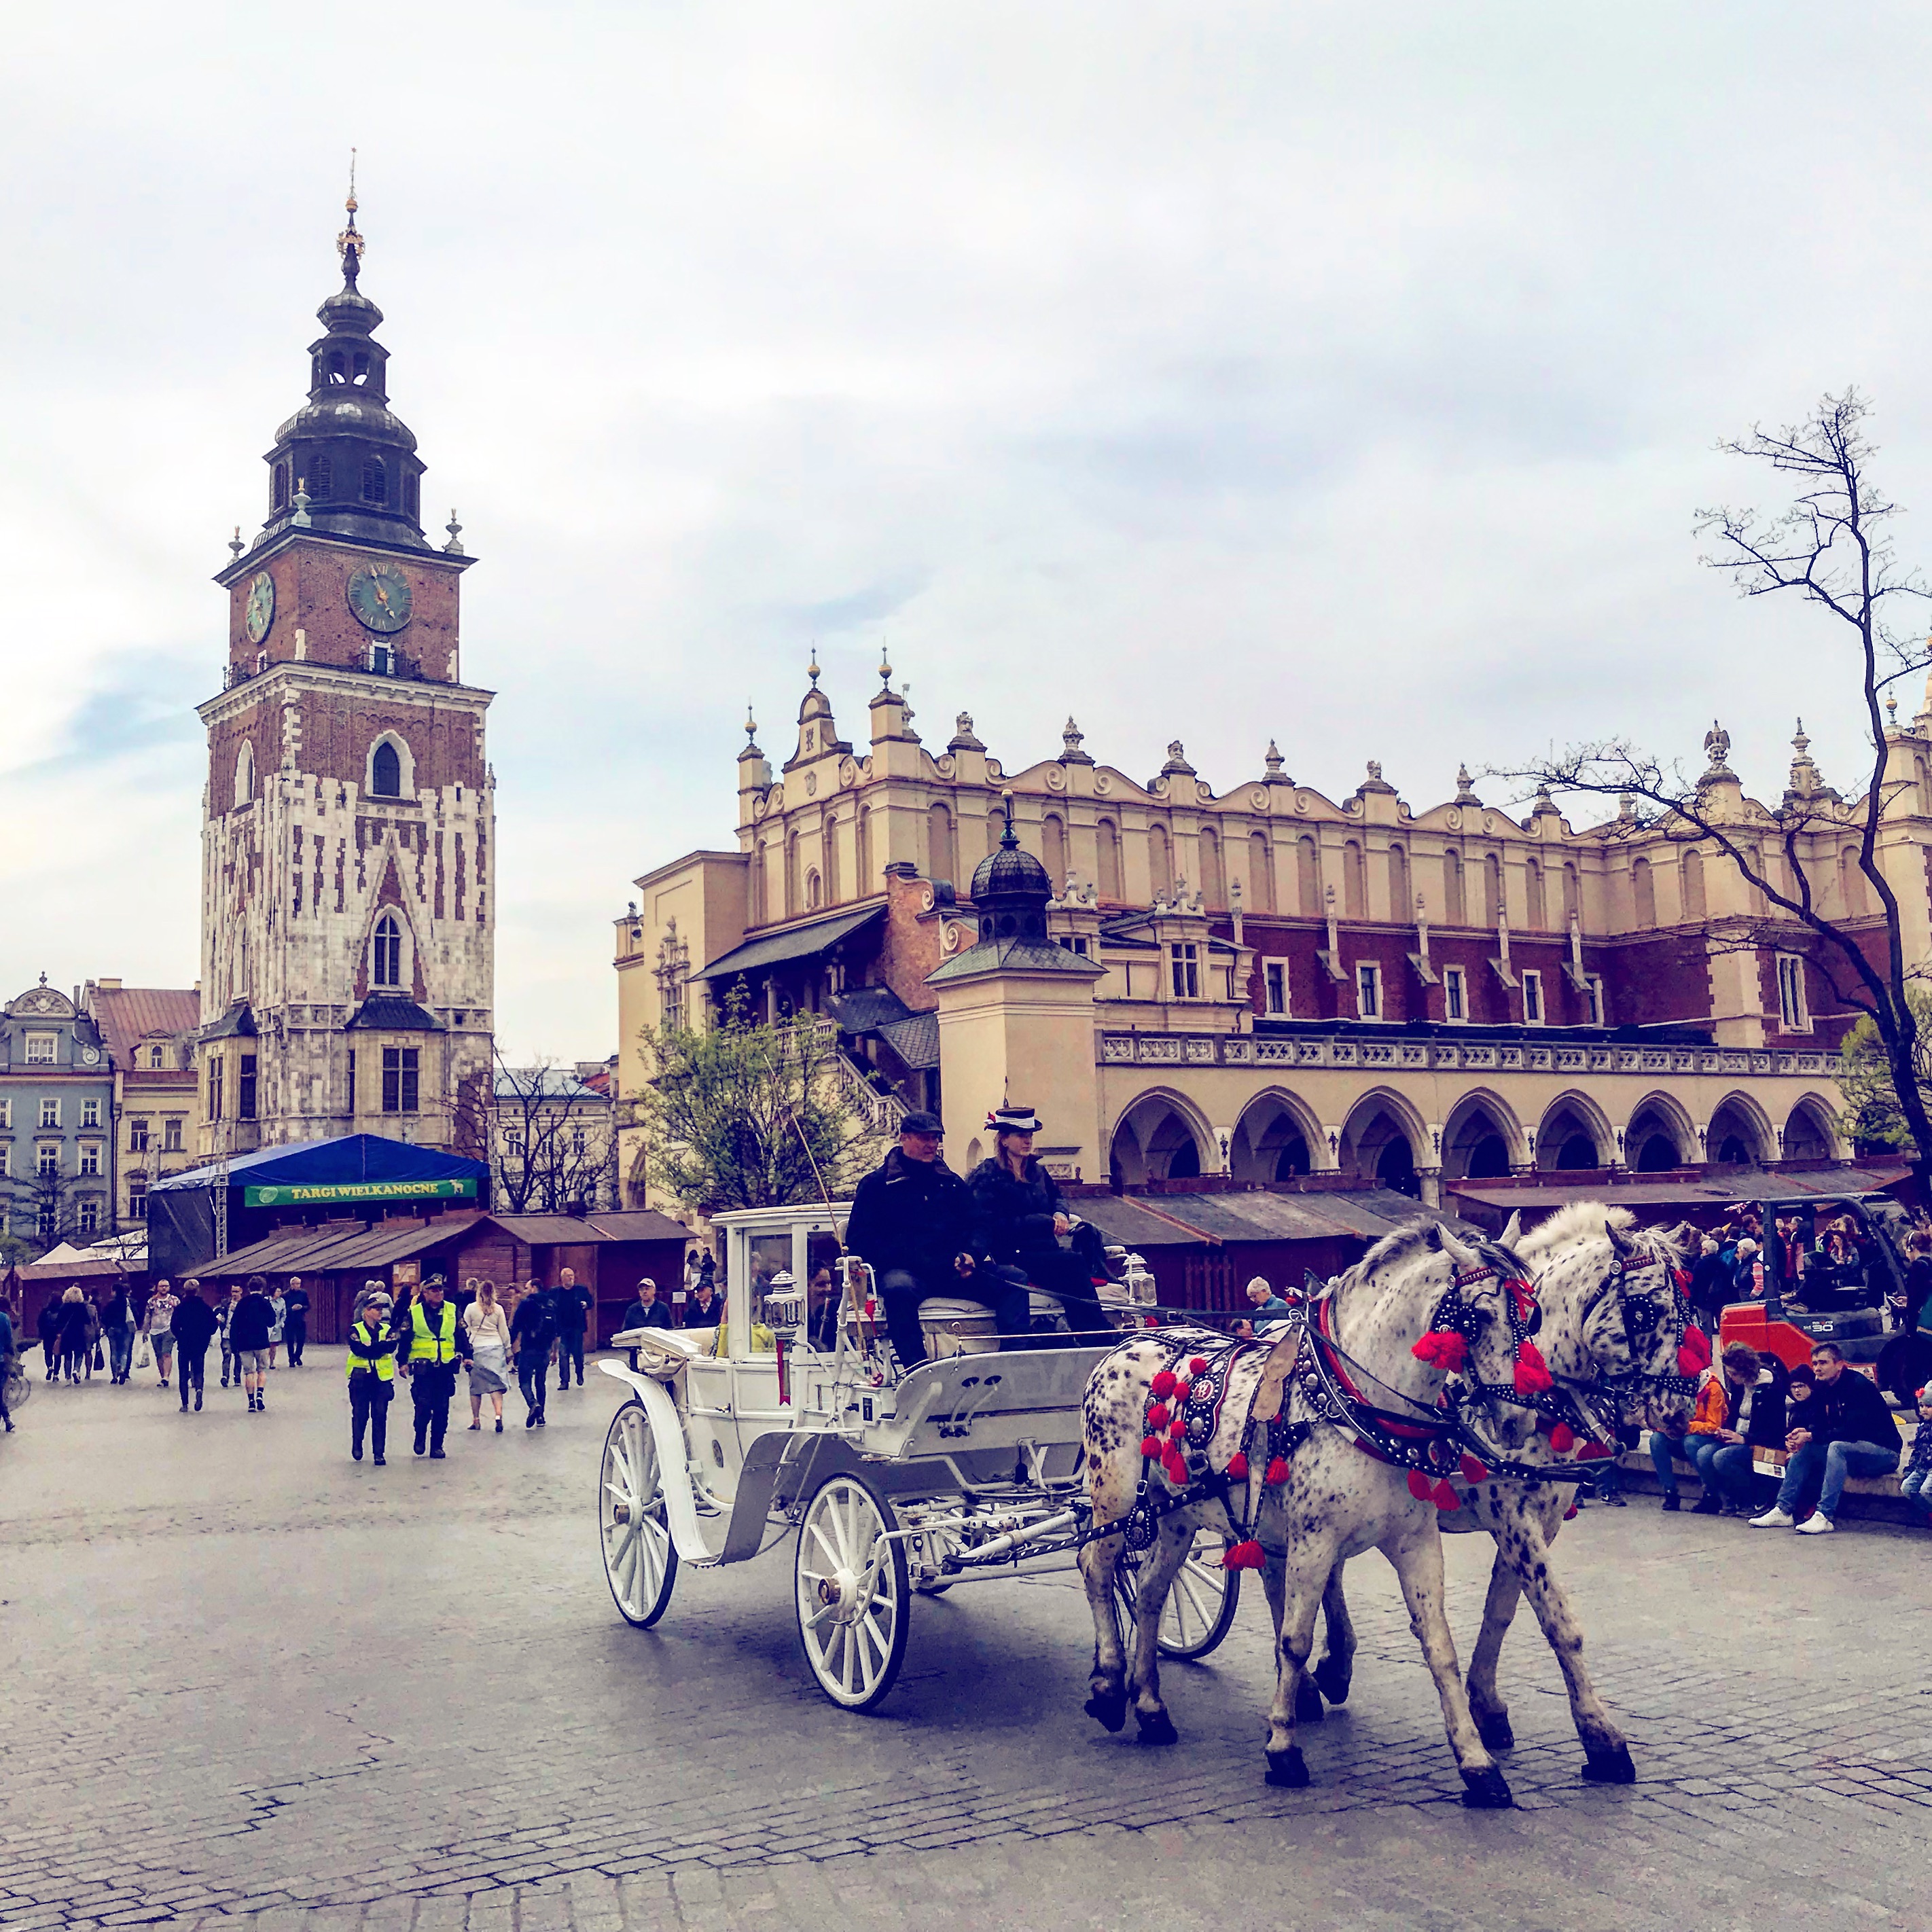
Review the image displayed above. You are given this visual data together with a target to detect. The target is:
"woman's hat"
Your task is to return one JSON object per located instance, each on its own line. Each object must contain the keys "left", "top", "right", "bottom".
{"left": 988, "top": 1105, "right": 1042, "bottom": 1134}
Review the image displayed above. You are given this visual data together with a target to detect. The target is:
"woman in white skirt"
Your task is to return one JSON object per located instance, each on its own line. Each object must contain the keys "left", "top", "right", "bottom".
{"left": 464, "top": 1278, "right": 513, "bottom": 1432}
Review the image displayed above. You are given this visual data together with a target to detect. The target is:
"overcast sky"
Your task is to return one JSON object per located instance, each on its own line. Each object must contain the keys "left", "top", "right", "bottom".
{"left": 5, "top": 4, "right": 1932, "bottom": 1057}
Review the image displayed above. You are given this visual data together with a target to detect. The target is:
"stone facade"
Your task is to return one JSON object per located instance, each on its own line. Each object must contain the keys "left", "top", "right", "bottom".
{"left": 0, "top": 981, "right": 115, "bottom": 1251}
{"left": 82, "top": 982, "right": 202, "bottom": 1227}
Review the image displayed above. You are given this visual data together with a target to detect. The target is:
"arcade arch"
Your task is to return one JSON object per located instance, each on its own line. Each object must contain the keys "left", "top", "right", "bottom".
{"left": 1109, "top": 1090, "right": 1214, "bottom": 1187}
{"left": 1228, "top": 1090, "right": 1323, "bottom": 1183}
{"left": 1624, "top": 1092, "right": 1695, "bottom": 1173}
{"left": 1783, "top": 1094, "right": 1839, "bottom": 1162}
{"left": 1706, "top": 1092, "right": 1773, "bottom": 1166}
{"left": 1439, "top": 1090, "right": 1524, "bottom": 1181}
{"left": 1535, "top": 1092, "right": 1613, "bottom": 1170}
{"left": 1338, "top": 1088, "right": 1429, "bottom": 1198}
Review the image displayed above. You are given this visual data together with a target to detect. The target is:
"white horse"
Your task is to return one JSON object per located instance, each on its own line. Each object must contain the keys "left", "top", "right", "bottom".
{"left": 1077, "top": 1221, "right": 1541, "bottom": 1806}
{"left": 1304, "top": 1204, "right": 1702, "bottom": 1784}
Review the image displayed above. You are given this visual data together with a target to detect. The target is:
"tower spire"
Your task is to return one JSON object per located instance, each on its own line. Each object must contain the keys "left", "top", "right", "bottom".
{"left": 337, "top": 150, "right": 363, "bottom": 287}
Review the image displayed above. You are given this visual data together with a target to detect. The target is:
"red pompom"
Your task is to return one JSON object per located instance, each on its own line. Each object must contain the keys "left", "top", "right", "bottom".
{"left": 1145, "top": 1403, "right": 1170, "bottom": 1431}
{"left": 1411, "top": 1330, "right": 1469, "bottom": 1372}
{"left": 1431, "top": 1478, "right": 1463, "bottom": 1511}
{"left": 1151, "top": 1370, "right": 1177, "bottom": 1399}
{"left": 1576, "top": 1440, "right": 1611, "bottom": 1461}
{"left": 1563, "top": 1502, "right": 1579, "bottom": 1521}
{"left": 1459, "top": 1453, "right": 1490, "bottom": 1484}
{"left": 1672, "top": 1268, "right": 1692, "bottom": 1293}
{"left": 1223, "top": 1539, "right": 1266, "bottom": 1571}
{"left": 1190, "top": 1357, "right": 1208, "bottom": 1375}
{"left": 1548, "top": 1420, "right": 1576, "bottom": 1454}
{"left": 1226, "top": 1451, "right": 1249, "bottom": 1480}
{"left": 1407, "top": 1469, "right": 1433, "bottom": 1501}
{"left": 1140, "top": 1435, "right": 1162, "bottom": 1460}
{"left": 1514, "top": 1341, "right": 1554, "bottom": 1396}
{"left": 1677, "top": 1345, "right": 1704, "bottom": 1377}
{"left": 1265, "top": 1457, "right": 1290, "bottom": 1486}
{"left": 1173, "top": 1378, "right": 1194, "bottom": 1404}
{"left": 1163, "top": 1449, "right": 1189, "bottom": 1486}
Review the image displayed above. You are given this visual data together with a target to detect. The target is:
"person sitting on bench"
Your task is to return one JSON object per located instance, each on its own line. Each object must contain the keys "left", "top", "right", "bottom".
{"left": 1751, "top": 1343, "right": 1902, "bottom": 1535}
{"left": 846, "top": 1111, "right": 1028, "bottom": 1371}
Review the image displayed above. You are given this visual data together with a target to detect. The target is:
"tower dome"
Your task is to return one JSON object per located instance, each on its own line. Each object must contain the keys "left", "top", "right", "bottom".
{"left": 969, "top": 794, "right": 1053, "bottom": 944}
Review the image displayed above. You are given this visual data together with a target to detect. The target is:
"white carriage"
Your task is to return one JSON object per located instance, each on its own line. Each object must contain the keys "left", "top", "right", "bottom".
{"left": 596, "top": 1202, "right": 1240, "bottom": 1710}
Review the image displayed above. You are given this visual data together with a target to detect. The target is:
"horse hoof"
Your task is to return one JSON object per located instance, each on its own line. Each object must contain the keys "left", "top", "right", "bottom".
{"left": 1312, "top": 1658, "right": 1352, "bottom": 1706}
{"left": 1264, "top": 1745, "right": 1309, "bottom": 1788}
{"left": 1294, "top": 1680, "right": 1326, "bottom": 1724}
{"left": 1461, "top": 1766, "right": 1515, "bottom": 1809}
{"left": 1084, "top": 1692, "right": 1127, "bottom": 1734}
{"left": 1134, "top": 1709, "right": 1179, "bottom": 1748}
{"left": 1477, "top": 1713, "right": 1516, "bottom": 1753}
{"left": 1581, "top": 1744, "right": 1636, "bottom": 1785}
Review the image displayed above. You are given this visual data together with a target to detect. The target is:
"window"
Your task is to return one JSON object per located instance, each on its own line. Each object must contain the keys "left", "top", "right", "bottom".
{"left": 149, "top": 1045, "right": 166, "bottom": 1069}
{"left": 1444, "top": 965, "right": 1467, "bottom": 1022}
{"left": 1058, "top": 934, "right": 1092, "bottom": 958}
{"left": 1264, "top": 961, "right": 1289, "bottom": 1015}
{"left": 209, "top": 1056, "right": 224, "bottom": 1122}
{"left": 162, "top": 1117, "right": 183, "bottom": 1152}
{"left": 128, "top": 1175, "right": 148, "bottom": 1221}
{"left": 81, "top": 1099, "right": 99, "bottom": 1128}
{"left": 382, "top": 1046, "right": 419, "bottom": 1114}
{"left": 77, "top": 1198, "right": 99, "bottom": 1235}
{"left": 1584, "top": 975, "right": 1605, "bottom": 1026}
{"left": 37, "top": 1204, "right": 56, "bottom": 1243}
{"left": 307, "top": 455, "right": 332, "bottom": 501}
{"left": 79, "top": 1143, "right": 101, "bottom": 1177}
{"left": 404, "top": 472, "right": 421, "bottom": 522}
{"left": 370, "top": 642, "right": 395, "bottom": 677}
{"left": 1356, "top": 963, "right": 1382, "bottom": 1019}
{"left": 1097, "top": 819, "right": 1123, "bottom": 899}
{"left": 1169, "top": 943, "right": 1200, "bottom": 999}
{"left": 39, "top": 1098, "right": 59, "bottom": 1129}
{"left": 1522, "top": 969, "right": 1544, "bottom": 1024}
{"left": 361, "top": 459, "right": 387, "bottom": 505}
{"left": 505, "top": 1132, "right": 525, "bottom": 1157}
{"left": 24, "top": 1033, "right": 55, "bottom": 1065}
{"left": 1776, "top": 954, "right": 1810, "bottom": 1032}
{"left": 239, "top": 1054, "right": 257, "bottom": 1120}
{"left": 372, "top": 912, "right": 404, "bottom": 988}
{"left": 571, "top": 1126, "right": 588, "bottom": 1157}
{"left": 0, "top": 1099, "right": 10, "bottom": 1128}
{"left": 273, "top": 462, "right": 291, "bottom": 509}
{"left": 37, "top": 1143, "right": 60, "bottom": 1176}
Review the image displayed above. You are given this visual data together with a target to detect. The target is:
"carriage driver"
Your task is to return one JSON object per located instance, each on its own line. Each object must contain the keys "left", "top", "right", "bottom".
{"left": 845, "top": 1110, "right": 1031, "bottom": 1370}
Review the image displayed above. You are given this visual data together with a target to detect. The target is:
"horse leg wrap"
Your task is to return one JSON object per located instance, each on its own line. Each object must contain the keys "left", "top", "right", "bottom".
{"left": 1084, "top": 1688, "right": 1128, "bottom": 1734}
{"left": 1293, "top": 1679, "right": 1326, "bottom": 1725}
{"left": 1460, "top": 1765, "right": 1514, "bottom": 1809}
{"left": 1311, "top": 1656, "right": 1352, "bottom": 1706}
{"left": 1134, "top": 1706, "right": 1179, "bottom": 1748}
{"left": 1477, "top": 1713, "right": 1515, "bottom": 1753}
{"left": 1581, "top": 1742, "right": 1636, "bottom": 1785}
{"left": 1264, "top": 1745, "right": 1309, "bottom": 1788}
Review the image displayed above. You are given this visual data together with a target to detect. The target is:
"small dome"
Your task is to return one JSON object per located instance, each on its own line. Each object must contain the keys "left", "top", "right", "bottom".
{"left": 970, "top": 837, "right": 1050, "bottom": 903}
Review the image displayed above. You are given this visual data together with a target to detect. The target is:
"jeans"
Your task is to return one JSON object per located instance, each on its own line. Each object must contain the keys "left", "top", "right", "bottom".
{"left": 517, "top": 1351, "right": 549, "bottom": 1419}
{"left": 177, "top": 1346, "right": 207, "bottom": 1406}
{"left": 220, "top": 1338, "right": 236, "bottom": 1384}
{"left": 874, "top": 1266, "right": 1033, "bottom": 1370}
{"left": 1900, "top": 1465, "right": 1932, "bottom": 1511}
{"left": 1647, "top": 1430, "right": 1718, "bottom": 1496}
{"left": 285, "top": 1317, "right": 306, "bottom": 1366}
{"left": 351, "top": 1378, "right": 391, "bottom": 1458}
{"left": 556, "top": 1331, "right": 586, "bottom": 1387}
{"left": 106, "top": 1323, "right": 135, "bottom": 1382}
{"left": 1710, "top": 1440, "right": 1767, "bottom": 1507}
{"left": 1777, "top": 1439, "right": 1901, "bottom": 1519}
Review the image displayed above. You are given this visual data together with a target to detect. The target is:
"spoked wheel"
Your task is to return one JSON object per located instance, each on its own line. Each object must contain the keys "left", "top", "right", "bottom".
{"left": 601, "top": 1400, "right": 677, "bottom": 1628}
{"left": 1115, "top": 1531, "right": 1241, "bottom": 1660}
{"left": 795, "top": 1472, "right": 911, "bottom": 1711}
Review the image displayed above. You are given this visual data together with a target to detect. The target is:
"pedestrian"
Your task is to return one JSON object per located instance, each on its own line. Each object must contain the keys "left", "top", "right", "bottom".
{"left": 401, "top": 1274, "right": 469, "bottom": 1458}
{"left": 1899, "top": 1385, "right": 1932, "bottom": 1524}
{"left": 283, "top": 1276, "right": 310, "bottom": 1366}
{"left": 463, "top": 1278, "right": 512, "bottom": 1433}
{"left": 172, "top": 1279, "right": 217, "bottom": 1414}
{"left": 266, "top": 1280, "right": 287, "bottom": 1370}
{"left": 101, "top": 1279, "right": 137, "bottom": 1385}
{"left": 37, "top": 1293, "right": 62, "bottom": 1380}
{"left": 619, "top": 1278, "right": 675, "bottom": 1332}
{"left": 552, "top": 1267, "right": 594, "bottom": 1389}
{"left": 142, "top": 1278, "right": 179, "bottom": 1389}
{"left": 510, "top": 1276, "right": 554, "bottom": 1428}
{"left": 217, "top": 1283, "right": 243, "bottom": 1387}
{"left": 57, "top": 1285, "right": 91, "bottom": 1384}
{"left": 0, "top": 1296, "right": 16, "bottom": 1432}
{"left": 228, "top": 1274, "right": 276, "bottom": 1413}
{"left": 346, "top": 1289, "right": 397, "bottom": 1464}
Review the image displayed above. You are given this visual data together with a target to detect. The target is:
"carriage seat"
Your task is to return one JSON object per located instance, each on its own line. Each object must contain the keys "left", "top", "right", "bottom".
{"left": 917, "top": 1297, "right": 1005, "bottom": 1358}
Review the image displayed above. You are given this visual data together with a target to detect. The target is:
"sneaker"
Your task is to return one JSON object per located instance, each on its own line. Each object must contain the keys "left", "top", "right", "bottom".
{"left": 429, "top": 1447, "right": 446, "bottom": 1459}
{"left": 1692, "top": 1495, "right": 1721, "bottom": 1516}
{"left": 525, "top": 1414, "right": 536, "bottom": 1429}
{"left": 1749, "top": 1506, "right": 1795, "bottom": 1528}
{"left": 414, "top": 1444, "right": 426, "bottom": 1456}
{"left": 495, "top": 1418, "right": 503, "bottom": 1433}
{"left": 353, "top": 1446, "right": 363, "bottom": 1462}
{"left": 195, "top": 1393, "right": 202, "bottom": 1411}
{"left": 373, "top": 1454, "right": 386, "bottom": 1466}
{"left": 1661, "top": 1493, "right": 1681, "bottom": 1512}
{"left": 1796, "top": 1512, "right": 1836, "bottom": 1535}
{"left": 535, "top": 1414, "right": 547, "bottom": 1427}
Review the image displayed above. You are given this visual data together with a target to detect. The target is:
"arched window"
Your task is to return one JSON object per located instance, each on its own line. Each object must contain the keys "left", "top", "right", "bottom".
{"left": 786, "top": 831, "right": 801, "bottom": 919}
{"left": 1387, "top": 842, "right": 1409, "bottom": 922}
{"left": 1483, "top": 852, "right": 1503, "bottom": 926}
{"left": 1297, "top": 836, "right": 1321, "bottom": 916}
{"left": 1840, "top": 846, "right": 1867, "bottom": 916}
{"left": 1343, "top": 840, "right": 1365, "bottom": 918}
{"left": 1681, "top": 847, "right": 1706, "bottom": 920}
{"left": 1249, "top": 832, "right": 1274, "bottom": 912}
{"left": 328, "top": 353, "right": 348, "bottom": 383}
{"left": 372, "top": 912, "right": 404, "bottom": 988}
{"left": 987, "top": 808, "right": 1004, "bottom": 858}
{"left": 751, "top": 839, "right": 768, "bottom": 926}
{"left": 1562, "top": 861, "right": 1580, "bottom": 925}
{"left": 928, "top": 802, "right": 956, "bottom": 888}
{"left": 1097, "top": 819, "right": 1123, "bottom": 899}
{"left": 370, "top": 740, "right": 401, "bottom": 798}
{"left": 823, "top": 813, "right": 840, "bottom": 904}
{"left": 805, "top": 867, "right": 822, "bottom": 911}
{"left": 1043, "top": 813, "right": 1068, "bottom": 893}
{"left": 855, "top": 808, "right": 872, "bottom": 897}
{"left": 1443, "top": 849, "right": 1465, "bottom": 925}
{"left": 1524, "top": 858, "right": 1545, "bottom": 929}
{"left": 272, "top": 463, "right": 290, "bottom": 510}
{"left": 233, "top": 739, "right": 255, "bottom": 808}
{"left": 1632, "top": 856, "right": 1656, "bottom": 926}
{"left": 1198, "top": 826, "right": 1223, "bottom": 907}
{"left": 1149, "top": 825, "right": 1173, "bottom": 899}
{"left": 360, "top": 459, "right": 387, "bottom": 506}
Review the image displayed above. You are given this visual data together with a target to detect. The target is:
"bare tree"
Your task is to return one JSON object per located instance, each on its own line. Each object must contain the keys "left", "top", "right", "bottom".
{"left": 489, "top": 1052, "right": 611, "bottom": 1215}
{"left": 1490, "top": 392, "right": 1932, "bottom": 1172}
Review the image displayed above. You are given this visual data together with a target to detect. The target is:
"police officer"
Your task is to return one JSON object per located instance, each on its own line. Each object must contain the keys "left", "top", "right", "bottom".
{"left": 402, "top": 1274, "right": 469, "bottom": 1459}
{"left": 347, "top": 1290, "right": 397, "bottom": 1464}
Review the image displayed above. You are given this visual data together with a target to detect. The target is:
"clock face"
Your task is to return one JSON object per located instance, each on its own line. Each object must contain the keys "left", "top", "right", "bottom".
{"left": 243, "top": 571, "right": 275, "bottom": 644}
{"left": 347, "top": 561, "right": 414, "bottom": 634}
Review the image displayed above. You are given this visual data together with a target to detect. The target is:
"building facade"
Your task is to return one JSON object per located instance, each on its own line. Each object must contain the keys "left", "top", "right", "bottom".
{"left": 490, "top": 1062, "right": 618, "bottom": 1215}
{"left": 195, "top": 196, "right": 495, "bottom": 1160}
{"left": 614, "top": 661, "right": 1913, "bottom": 1208}
{"left": 0, "top": 980, "right": 115, "bottom": 1251}
{"left": 82, "top": 982, "right": 203, "bottom": 1228}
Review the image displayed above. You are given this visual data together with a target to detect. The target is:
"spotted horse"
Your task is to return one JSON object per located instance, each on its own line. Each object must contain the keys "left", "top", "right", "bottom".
{"left": 1076, "top": 1220, "right": 1543, "bottom": 1806}
{"left": 1304, "top": 1204, "right": 1705, "bottom": 1785}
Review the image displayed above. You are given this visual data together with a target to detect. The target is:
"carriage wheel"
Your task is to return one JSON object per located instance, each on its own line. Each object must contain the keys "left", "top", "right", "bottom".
{"left": 1115, "top": 1531, "right": 1241, "bottom": 1661}
{"left": 600, "top": 1399, "right": 677, "bottom": 1628}
{"left": 795, "top": 1473, "right": 910, "bottom": 1711}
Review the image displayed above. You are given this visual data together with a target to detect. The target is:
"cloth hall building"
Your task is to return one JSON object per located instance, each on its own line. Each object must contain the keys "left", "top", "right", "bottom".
{"left": 615, "top": 662, "right": 1912, "bottom": 1215}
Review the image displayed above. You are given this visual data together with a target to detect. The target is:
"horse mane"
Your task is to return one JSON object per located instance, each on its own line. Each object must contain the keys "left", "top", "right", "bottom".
{"left": 1355, "top": 1217, "right": 1454, "bottom": 1279}
{"left": 1518, "top": 1200, "right": 1688, "bottom": 1270}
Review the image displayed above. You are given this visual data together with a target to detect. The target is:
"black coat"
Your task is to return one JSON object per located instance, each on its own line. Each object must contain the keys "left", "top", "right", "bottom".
{"left": 683, "top": 1291, "right": 725, "bottom": 1328}
{"left": 172, "top": 1295, "right": 219, "bottom": 1354}
{"left": 283, "top": 1288, "right": 310, "bottom": 1323}
{"left": 1806, "top": 1367, "right": 1901, "bottom": 1453}
{"left": 967, "top": 1155, "right": 1064, "bottom": 1266}
{"left": 620, "top": 1299, "right": 674, "bottom": 1331}
{"left": 553, "top": 1283, "right": 594, "bottom": 1336}
{"left": 510, "top": 1291, "right": 555, "bottom": 1357}
{"left": 846, "top": 1147, "right": 983, "bottom": 1283}
{"left": 58, "top": 1300, "right": 92, "bottom": 1348}
{"left": 228, "top": 1292, "right": 275, "bottom": 1353}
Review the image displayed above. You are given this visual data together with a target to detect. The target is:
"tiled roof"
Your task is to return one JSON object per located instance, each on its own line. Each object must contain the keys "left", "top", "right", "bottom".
{"left": 89, "top": 988, "right": 200, "bottom": 1067}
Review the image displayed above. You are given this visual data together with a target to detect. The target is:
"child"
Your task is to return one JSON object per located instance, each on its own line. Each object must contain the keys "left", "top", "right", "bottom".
{"left": 1901, "top": 1384, "right": 1932, "bottom": 1522}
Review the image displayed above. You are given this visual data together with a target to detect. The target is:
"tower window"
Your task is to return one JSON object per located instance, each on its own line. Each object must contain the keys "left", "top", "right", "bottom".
{"left": 361, "top": 459, "right": 387, "bottom": 505}
{"left": 306, "top": 456, "right": 332, "bottom": 502}
{"left": 238, "top": 1054, "right": 257, "bottom": 1120}
{"left": 353, "top": 353, "right": 370, "bottom": 382}
{"left": 382, "top": 1046, "right": 419, "bottom": 1114}
{"left": 372, "top": 911, "right": 404, "bottom": 988}
{"left": 328, "top": 352, "right": 347, "bottom": 383}
{"left": 273, "top": 463, "right": 290, "bottom": 509}
{"left": 404, "top": 472, "right": 420, "bottom": 521}
{"left": 371, "top": 741, "right": 401, "bottom": 797}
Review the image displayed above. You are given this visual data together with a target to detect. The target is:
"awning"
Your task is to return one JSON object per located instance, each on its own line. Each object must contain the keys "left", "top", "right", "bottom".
{"left": 191, "top": 1212, "right": 488, "bottom": 1282}
{"left": 151, "top": 1133, "right": 488, "bottom": 1195}
{"left": 695, "top": 905, "right": 883, "bottom": 982}
{"left": 1448, "top": 1165, "right": 1910, "bottom": 1213}
{"left": 1088, "top": 1188, "right": 1482, "bottom": 1247}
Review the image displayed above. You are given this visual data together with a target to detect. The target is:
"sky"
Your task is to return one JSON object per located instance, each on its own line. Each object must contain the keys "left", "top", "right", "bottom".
{"left": 5, "top": 3, "right": 1932, "bottom": 1057}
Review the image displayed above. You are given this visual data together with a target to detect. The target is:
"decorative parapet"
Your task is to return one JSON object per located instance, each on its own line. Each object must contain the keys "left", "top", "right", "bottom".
{"left": 1098, "top": 1032, "right": 1833, "bottom": 1079}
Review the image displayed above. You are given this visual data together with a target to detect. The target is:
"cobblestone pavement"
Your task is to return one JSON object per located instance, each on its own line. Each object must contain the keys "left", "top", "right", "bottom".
{"left": 3, "top": 1348, "right": 1930, "bottom": 1931}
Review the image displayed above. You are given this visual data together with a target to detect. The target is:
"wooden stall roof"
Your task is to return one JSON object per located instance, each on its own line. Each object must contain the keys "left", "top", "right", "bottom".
{"left": 192, "top": 1213, "right": 489, "bottom": 1281}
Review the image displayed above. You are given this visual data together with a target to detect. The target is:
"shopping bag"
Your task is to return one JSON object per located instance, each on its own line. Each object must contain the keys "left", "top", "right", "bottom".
{"left": 134, "top": 1334, "right": 152, "bottom": 1371}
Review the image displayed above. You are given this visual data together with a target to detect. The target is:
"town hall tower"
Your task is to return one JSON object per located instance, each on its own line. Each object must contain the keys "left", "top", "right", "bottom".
{"left": 196, "top": 193, "right": 495, "bottom": 1156}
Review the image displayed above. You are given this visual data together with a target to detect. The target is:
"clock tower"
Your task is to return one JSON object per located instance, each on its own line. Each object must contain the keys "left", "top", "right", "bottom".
{"left": 196, "top": 192, "right": 495, "bottom": 1158}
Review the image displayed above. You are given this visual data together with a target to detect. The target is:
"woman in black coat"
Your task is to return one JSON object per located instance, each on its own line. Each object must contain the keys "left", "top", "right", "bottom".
{"left": 56, "top": 1287, "right": 94, "bottom": 1384}
{"left": 965, "top": 1107, "right": 1114, "bottom": 1347}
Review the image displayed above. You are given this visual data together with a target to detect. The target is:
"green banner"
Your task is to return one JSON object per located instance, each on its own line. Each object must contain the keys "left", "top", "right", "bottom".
{"left": 243, "top": 1177, "right": 478, "bottom": 1208}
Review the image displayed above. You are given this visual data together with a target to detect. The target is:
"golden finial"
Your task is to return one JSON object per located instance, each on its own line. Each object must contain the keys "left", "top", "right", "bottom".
{"left": 337, "top": 149, "right": 365, "bottom": 284}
